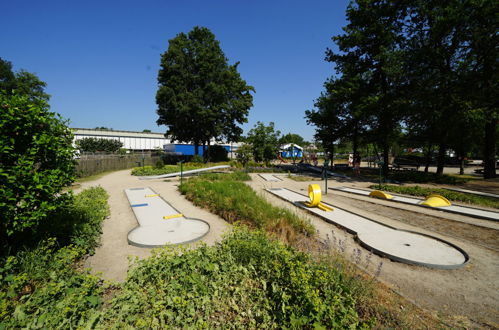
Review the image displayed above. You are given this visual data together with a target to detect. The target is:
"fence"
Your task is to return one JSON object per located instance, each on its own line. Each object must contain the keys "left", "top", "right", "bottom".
{"left": 76, "top": 153, "right": 161, "bottom": 177}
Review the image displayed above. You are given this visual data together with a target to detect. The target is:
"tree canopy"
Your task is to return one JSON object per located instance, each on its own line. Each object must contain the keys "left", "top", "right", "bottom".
{"left": 156, "top": 26, "right": 254, "bottom": 155}
{"left": 246, "top": 122, "right": 281, "bottom": 163}
{"left": 307, "top": 0, "right": 498, "bottom": 178}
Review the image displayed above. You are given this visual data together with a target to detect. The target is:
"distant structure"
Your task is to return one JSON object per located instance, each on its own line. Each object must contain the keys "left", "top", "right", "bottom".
{"left": 72, "top": 128, "right": 241, "bottom": 157}
{"left": 73, "top": 128, "right": 170, "bottom": 151}
{"left": 280, "top": 143, "right": 303, "bottom": 158}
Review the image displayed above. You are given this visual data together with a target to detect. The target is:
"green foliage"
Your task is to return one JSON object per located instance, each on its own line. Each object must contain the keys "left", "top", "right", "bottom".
{"left": 279, "top": 133, "right": 306, "bottom": 147}
{"left": 246, "top": 121, "right": 281, "bottom": 164}
{"left": 190, "top": 154, "right": 204, "bottom": 163}
{"left": 76, "top": 137, "right": 123, "bottom": 153}
{"left": 206, "top": 145, "right": 229, "bottom": 162}
{"left": 387, "top": 171, "right": 469, "bottom": 185}
{"left": 373, "top": 184, "right": 499, "bottom": 209}
{"left": 0, "top": 92, "right": 76, "bottom": 240}
{"left": 180, "top": 172, "right": 314, "bottom": 242}
{"left": 156, "top": 26, "right": 254, "bottom": 151}
{"left": 99, "top": 228, "right": 361, "bottom": 328}
{"left": 131, "top": 163, "right": 213, "bottom": 176}
{"left": 0, "top": 187, "right": 109, "bottom": 328}
{"left": 235, "top": 143, "right": 253, "bottom": 166}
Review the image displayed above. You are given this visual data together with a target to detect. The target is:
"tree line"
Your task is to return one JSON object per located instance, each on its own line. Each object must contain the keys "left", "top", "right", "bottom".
{"left": 306, "top": 0, "right": 497, "bottom": 178}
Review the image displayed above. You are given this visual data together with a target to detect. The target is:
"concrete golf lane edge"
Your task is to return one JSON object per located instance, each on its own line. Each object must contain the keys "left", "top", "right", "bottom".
{"left": 267, "top": 188, "right": 469, "bottom": 269}
{"left": 125, "top": 187, "right": 210, "bottom": 247}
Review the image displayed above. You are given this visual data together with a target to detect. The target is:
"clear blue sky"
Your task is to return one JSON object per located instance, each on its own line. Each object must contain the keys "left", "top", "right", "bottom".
{"left": 1, "top": 0, "right": 349, "bottom": 141}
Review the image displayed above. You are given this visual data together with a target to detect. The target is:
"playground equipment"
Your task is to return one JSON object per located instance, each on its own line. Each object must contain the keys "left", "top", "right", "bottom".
{"left": 138, "top": 165, "right": 230, "bottom": 180}
{"left": 303, "top": 184, "right": 333, "bottom": 211}
{"left": 125, "top": 187, "right": 210, "bottom": 247}
{"left": 369, "top": 190, "right": 394, "bottom": 200}
{"left": 421, "top": 194, "right": 452, "bottom": 207}
{"left": 267, "top": 187, "right": 469, "bottom": 269}
{"left": 333, "top": 186, "right": 499, "bottom": 221}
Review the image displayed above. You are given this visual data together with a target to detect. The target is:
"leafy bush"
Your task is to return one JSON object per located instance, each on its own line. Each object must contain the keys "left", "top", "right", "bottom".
{"left": 76, "top": 137, "right": 123, "bottom": 153}
{"left": 99, "top": 228, "right": 362, "bottom": 328}
{"left": 190, "top": 154, "right": 204, "bottom": 163}
{"left": 180, "top": 172, "right": 314, "bottom": 243}
{"left": 0, "top": 187, "right": 109, "bottom": 328}
{"left": 206, "top": 145, "right": 229, "bottom": 162}
{"left": 0, "top": 92, "right": 76, "bottom": 242}
{"left": 131, "top": 164, "right": 205, "bottom": 176}
{"left": 373, "top": 184, "right": 499, "bottom": 209}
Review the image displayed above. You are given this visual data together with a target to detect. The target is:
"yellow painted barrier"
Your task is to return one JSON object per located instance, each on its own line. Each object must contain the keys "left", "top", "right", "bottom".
{"left": 145, "top": 194, "right": 159, "bottom": 197}
{"left": 304, "top": 184, "right": 333, "bottom": 212}
{"left": 369, "top": 190, "right": 394, "bottom": 200}
{"left": 163, "top": 213, "right": 184, "bottom": 220}
{"left": 421, "top": 194, "right": 452, "bottom": 207}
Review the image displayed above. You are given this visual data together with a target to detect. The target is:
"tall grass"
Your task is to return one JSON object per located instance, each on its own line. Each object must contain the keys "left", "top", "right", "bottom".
{"left": 179, "top": 172, "right": 314, "bottom": 244}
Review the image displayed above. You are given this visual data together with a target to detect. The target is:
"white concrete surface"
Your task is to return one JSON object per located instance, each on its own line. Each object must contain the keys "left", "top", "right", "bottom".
{"left": 258, "top": 173, "right": 282, "bottom": 182}
{"left": 138, "top": 165, "right": 230, "bottom": 180}
{"left": 267, "top": 188, "right": 468, "bottom": 269}
{"left": 125, "top": 187, "right": 210, "bottom": 247}
{"left": 444, "top": 187, "right": 499, "bottom": 199}
{"left": 334, "top": 187, "right": 499, "bottom": 221}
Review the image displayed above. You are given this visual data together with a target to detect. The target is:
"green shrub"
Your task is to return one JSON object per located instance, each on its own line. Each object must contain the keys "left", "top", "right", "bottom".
{"left": 0, "top": 92, "right": 76, "bottom": 242}
{"left": 76, "top": 137, "right": 123, "bottom": 153}
{"left": 190, "top": 154, "right": 204, "bottom": 163}
{"left": 206, "top": 145, "right": 229, "bottom": 162}
{"left": 99, "top": 228, "right": 362, "bottom": 328}
{"left": 0, "top": 187, "right": 109, "bottom": 328}
{"left": 180, "top": 172, "right": 314, "bottom": 242}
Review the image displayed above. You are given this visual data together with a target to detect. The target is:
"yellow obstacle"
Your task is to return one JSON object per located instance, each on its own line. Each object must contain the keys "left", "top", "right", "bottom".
{"left": 163, "top": 213, "right": 183, "bottom": 220}
{"left": 304, "top": 184, "right": 333, "bottom": 212}
{"left": 421, "top": 194, "right": 452, "bottom": 207}
{"left": 145, "top": 194, "right": 159, "bottom": 197}
{"left": 369, "top": 190, "right": 394, "bottom": 200}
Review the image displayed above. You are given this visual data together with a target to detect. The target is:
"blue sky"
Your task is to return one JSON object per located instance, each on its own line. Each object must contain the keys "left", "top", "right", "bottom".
{"left": 1, "top": 0, "right": 349, "bottom": 141}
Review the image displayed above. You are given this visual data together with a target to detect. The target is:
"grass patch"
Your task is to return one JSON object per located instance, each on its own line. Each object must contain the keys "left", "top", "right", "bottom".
{"left": 0, "top": 187, "right": 109, "bottom": 328}
{"left": 131, "top": 162, "right": 231, "bottom": 176}
{"left": 371, "top": 184, "right": 499, "bottom": 209}
{"left": 180, "top": 171, "right": 314, "bottom": 244}
{"left": 99, "top": 228, "right": 366, "bottom": 328}
{"left": 387, "top": 171, "right": 469, "bottom": 184}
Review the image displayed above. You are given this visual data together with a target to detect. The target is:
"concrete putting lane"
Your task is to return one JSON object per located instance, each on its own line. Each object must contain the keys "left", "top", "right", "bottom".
{"left": 125, "top": 187, "right": 210, "bottom": 247}
{"left": 267, "top": 188, "right": 469, "bottom": 269}
{"left": 334, "top": 186, "right": 499, "bottom": 221}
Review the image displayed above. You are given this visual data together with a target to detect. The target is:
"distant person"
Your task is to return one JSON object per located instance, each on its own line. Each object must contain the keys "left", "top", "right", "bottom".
{"left": 354, "top": 153, "right": 361, "bottom": 176}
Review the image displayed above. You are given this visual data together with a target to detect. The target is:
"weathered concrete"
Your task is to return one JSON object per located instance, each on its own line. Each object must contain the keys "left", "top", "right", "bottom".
{"left": 267, "top": 187, "right": 468, "bottom": 269}
{"left": 125, "top": 187, "right": 210, "bottom": 247}
{"left": 334, "top": 186, "right": 499, "bottom": 221}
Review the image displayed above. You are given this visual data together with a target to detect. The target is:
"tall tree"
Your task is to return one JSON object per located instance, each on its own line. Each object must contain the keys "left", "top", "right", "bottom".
{"left": 246, "top": 122, "right": 281, "bottom": 163}
{"left": 279, "top": 133, "right": 306, "bottom": 147}
{"left": 0, "top": 57, "right": 49, "bottom": 103}
{"left": 156, "top": 27, "right": 254, "bottom": 155}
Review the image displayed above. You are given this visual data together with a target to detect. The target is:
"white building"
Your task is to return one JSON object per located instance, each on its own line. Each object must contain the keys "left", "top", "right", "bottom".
{"left": 73, "top": 128, "right": 170, "bottom": 151}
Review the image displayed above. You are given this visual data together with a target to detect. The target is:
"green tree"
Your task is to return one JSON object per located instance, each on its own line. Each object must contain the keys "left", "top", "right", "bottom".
{"left": 246, "top": 122, "right": 281, "bottom": 163}
{"left": 0, "top": 92, "right": 75, "bottom": 243}
{"left": 76, "top": 138, "right": 123, "bottom": 153}
{"left": 156, "top": 26, "right": 254, "bottom": 155}
{"left": 279, "top": 133, "right": 306, "bottom": 147}
{"left": 236, "top": 143, "right": 253, "bottom": 167}
{"left": 0, "top": 57, "right": 49, "bottom": 104}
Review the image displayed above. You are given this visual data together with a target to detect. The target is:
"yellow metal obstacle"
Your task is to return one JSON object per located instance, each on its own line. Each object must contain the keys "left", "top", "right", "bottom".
{"left": 145, "top": 194, "right": 159, "bottom": 197}
{"left": 369, "top": 190, "right": 394, "bottom": 200}
{"left": 163, "top": 213, "right": 184, "bottom": 220}
{"left": 304, "top": 184, "right": 333, "bottom": 212}
{"left": 421, "top": 194, "right": 452, "bottom": 207}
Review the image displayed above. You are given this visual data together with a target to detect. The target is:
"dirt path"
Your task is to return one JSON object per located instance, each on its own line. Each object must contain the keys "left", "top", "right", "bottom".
{"left": 75, "top": 169, "right": 230, "bottom": 282}
{"left": 248, "top": 174, "right": 499, "bottom": 327}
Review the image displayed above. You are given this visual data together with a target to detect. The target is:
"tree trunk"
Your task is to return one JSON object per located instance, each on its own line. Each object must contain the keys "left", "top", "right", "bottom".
{"left": 483, "top": 119, "right": 497, "bottom": 179}
{"left": 424, "top": 143, "right": 433, "bottom": 173}
{"left": 436, "top": 143, "right": 446, "bottom": 175}
{"left": 382, "top": 141, "right": 390, "bottom": 177}
{"left": 459, "top": 157, "right": 465, "bottom": 175}
{"left": 194, "top": 142, "right": 199, "bottom": 155}
{"left": 352, "top": 123, "right": 359, "bottom": 156}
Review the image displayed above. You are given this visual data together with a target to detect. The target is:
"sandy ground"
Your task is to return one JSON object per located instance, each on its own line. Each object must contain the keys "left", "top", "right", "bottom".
{"left": 75, "top": 169, "right": 230, "bottom": 282}
{"left": 76, "top": 169, "right": 498, "bottom": 327}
